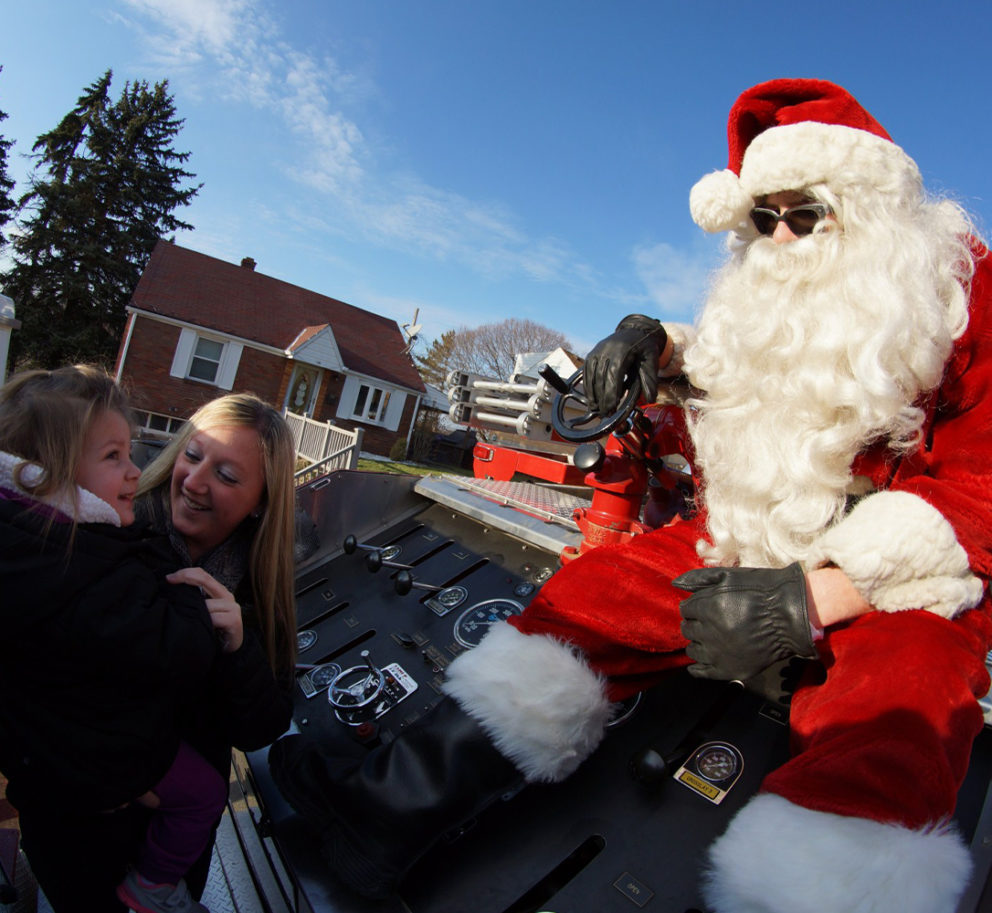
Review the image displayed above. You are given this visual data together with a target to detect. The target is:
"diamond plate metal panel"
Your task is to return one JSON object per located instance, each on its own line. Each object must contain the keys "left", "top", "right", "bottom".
{"left": 447, "top": 476, "right": 589, "bottom": 525}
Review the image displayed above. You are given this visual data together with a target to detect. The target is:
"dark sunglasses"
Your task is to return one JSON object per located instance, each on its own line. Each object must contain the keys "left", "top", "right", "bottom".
{"left": 750, "top": 202, "right": 833, "bottom": 237}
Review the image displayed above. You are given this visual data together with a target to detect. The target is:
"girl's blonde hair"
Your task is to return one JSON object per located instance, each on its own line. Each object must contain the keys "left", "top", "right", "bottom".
{"left": 137, "top": 393, "right": 298, "bottom": 677}
{"left": 0, "top": 364, "right": 132, "bottom": 504}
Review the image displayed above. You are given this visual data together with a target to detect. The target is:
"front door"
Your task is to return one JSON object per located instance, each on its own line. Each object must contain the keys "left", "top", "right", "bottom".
{"left": 285, "top": 365, "right": 321, "bottom": 417}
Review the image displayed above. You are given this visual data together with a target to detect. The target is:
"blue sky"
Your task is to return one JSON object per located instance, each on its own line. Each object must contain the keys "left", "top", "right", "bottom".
{"left": 2, "top": 0, "right": 991, "bottom": 359}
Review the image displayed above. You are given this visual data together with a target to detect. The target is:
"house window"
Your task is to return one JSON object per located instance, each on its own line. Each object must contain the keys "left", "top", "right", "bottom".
{"left": 353, "top": 383, "right": 392, "bottom": 424}
{"left": 169, "top": 328, "right": 244, "bottom": 390}
{"left": 336, "top": 375, "right": 405, "bottom": 431}
{"left": 188, "top": 337, "right": 224, "bottom": 383}
{"left": 132, "top": 411, "right": 187, "bottom": 437}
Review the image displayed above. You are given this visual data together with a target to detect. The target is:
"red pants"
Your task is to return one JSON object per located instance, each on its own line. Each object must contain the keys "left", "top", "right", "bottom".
{"left": 511, "top": 515, "right": 992, "bottom": 827}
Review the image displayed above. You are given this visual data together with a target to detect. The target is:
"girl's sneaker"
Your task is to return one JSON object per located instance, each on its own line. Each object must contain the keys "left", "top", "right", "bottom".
{"left": 116, "top": 870, "right": 209, "bottom": 913}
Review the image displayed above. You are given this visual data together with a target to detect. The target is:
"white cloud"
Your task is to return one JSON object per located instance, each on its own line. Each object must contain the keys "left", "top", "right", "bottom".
{"left": 117, "top": 0, "right": 596, "bottom": 290}
{"left": 632, "top": 240, "right": 720, "bottom": 321}
{"left": 118, "top": 0, "right": 261, "bottom": 73}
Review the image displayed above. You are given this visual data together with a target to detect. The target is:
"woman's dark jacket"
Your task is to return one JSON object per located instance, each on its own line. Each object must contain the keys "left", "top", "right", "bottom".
{"left": 135, "top": 488, "right": 293, "bottom": 779}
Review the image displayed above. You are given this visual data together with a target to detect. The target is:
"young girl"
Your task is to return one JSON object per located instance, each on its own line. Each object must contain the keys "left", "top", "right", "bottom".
{"left": 0, "top": 365, "right": 234, "bottom": 913}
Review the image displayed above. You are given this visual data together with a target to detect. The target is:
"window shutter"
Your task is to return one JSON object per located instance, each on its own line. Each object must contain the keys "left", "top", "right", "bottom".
{"left": 216, "top": 342, "right": 244, "bottom": 390}
{"left": 336, "top": 375, "right": 361, "bottom": 420}
{"left": 383, "top": 391, "right": 406, "bottom": 431}
{"left": 170, "top": 328, "right": 196, "bottom": 378}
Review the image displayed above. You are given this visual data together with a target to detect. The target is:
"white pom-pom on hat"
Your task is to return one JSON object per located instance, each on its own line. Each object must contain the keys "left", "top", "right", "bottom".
{"left": 690, "top": 169, "right": 754, "bottom": 234}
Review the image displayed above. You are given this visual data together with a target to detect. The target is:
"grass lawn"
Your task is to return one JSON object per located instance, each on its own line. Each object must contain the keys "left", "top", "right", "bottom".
{"left": 355, "top": 458, "right": 474, "bottom": 478}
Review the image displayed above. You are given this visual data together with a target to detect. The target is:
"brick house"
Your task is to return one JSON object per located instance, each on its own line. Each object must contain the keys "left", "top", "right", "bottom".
{"left": 114, "top": 240, "right": 427, "bottom": 457}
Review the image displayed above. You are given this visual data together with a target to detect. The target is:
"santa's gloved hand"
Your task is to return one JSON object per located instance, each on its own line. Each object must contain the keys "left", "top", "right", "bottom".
{"left": 584, "top": 314, "right": 667, "bottom": 415}
{"left": 674, "top": 563, "right": 818, "bottom": 682}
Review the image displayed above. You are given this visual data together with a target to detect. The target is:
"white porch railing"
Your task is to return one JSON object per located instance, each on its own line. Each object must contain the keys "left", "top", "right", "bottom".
{"left": 283, "top": 410, "right": 364, "bottom": 485}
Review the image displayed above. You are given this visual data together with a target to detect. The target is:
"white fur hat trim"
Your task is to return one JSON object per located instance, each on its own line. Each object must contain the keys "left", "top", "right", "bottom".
{"left": 442, "top": 622, "right": 611, "bottom": 783}
{"left": 741, "top": 121, "right": 921, "bottom": 202}
{"left": 704, "top": 793, "right": 972, "bottom": 913}
{"left": 806, "top": 490, "right": 983, "bottom": 618}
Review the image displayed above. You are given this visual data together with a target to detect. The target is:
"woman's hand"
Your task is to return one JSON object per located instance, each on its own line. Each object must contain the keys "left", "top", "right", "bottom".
{"left": 167, "top": 567, "right": 244, "bottom": 653}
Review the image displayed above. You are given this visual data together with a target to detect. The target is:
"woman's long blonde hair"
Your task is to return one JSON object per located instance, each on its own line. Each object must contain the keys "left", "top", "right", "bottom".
{"left": 137, "top": 393, "right": 297, "bottom": 677}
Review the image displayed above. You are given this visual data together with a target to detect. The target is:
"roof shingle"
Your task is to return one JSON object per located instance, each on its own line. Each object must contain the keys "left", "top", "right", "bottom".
{"left": 130, "top": 240, "right": 425, "bottom": 392}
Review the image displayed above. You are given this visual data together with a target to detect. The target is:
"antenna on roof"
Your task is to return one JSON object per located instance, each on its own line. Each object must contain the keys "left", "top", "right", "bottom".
{"left": 401, "top": 308, "right": 422, "bottom": 354}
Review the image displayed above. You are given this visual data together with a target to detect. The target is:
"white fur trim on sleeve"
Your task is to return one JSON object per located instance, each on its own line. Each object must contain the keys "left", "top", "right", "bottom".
{"left": 659, "top": 322, "right": 695, "bottom": 378}
{"left": 704, "top": 793, "right": 972, "bottom": 913}
{"left": 442, "top": 622, "right": 611, "bottom": 783}
{"left": 806, "top": 490, "right": 983, "bottom": 618}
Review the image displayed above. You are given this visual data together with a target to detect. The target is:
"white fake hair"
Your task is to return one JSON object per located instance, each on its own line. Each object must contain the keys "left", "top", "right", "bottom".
{"left": 684, "top": 184, "right": 976, "bottom": 569}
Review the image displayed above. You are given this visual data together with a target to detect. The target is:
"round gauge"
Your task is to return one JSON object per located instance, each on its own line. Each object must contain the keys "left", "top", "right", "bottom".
{"left": 310, "top": 663, "right": 342, "bottom": 688}
{"left": 297, "top": 629, "right": 318, "bottom": 652}
{"left": 381, "top": 545, "right": 401, "bottom": 561}
{"left": 606, "top": 693, "right": 642, "bottom": 729}
{"left": 695, "top": 744, "right": 739, "bottom": 782}
{"left": 437, "top": 585, "right": 468, "bottom": 608}
{"left": 453, "top": 598, "right": 524, "bottom": 649}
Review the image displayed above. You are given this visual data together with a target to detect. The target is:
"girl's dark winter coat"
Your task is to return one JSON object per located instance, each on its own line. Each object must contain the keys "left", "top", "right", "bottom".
{"left": 0, "top": 496, "right": 217, "bottom": 814}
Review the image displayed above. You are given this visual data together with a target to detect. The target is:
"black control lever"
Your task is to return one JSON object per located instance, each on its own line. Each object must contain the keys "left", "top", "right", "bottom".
{"left": 343, "top": 534, "right": 390, "bottom": 555}
{"left": 628, "top": 679, "right": 743, "bottom": 788}
{"left": 628, "top": 743, "right": 691, "bottom": 786}
{"left": 365, "top": 551, "right": 414, "bottom": 573}
{"left": 394, "top": 570, "right": 445, "bottom": 596}
{"left": 573, "top": 441, "right": 606, "bottom": 473}
{"left": 537, "top": 362, "right": 572, "bottom": 395}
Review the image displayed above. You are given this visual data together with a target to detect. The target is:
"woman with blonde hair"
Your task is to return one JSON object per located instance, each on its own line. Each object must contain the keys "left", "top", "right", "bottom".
{"left": 134, "top": 394, "right": 298, "bottom": 901}
{"left": 137, "top": 392, "right": 298, "bottom": 681}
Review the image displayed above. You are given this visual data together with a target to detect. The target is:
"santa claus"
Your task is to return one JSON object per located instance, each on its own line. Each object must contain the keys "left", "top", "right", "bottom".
{"left": 270, "top": 79, "right": 992, "bottom": 912}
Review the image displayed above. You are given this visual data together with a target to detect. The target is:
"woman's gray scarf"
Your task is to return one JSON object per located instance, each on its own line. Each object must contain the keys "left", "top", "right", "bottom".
{"left": 136, "top": 486, "right": 253, "bottom": 597}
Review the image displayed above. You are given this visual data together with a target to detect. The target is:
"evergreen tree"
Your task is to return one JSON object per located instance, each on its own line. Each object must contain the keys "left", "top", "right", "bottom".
{"left": 1, "top": 70, "right": 199, "bottom": 368}
{"left": 0, "top": 68, "right": 16, "bottom": 250}
{"left": 415, "top": 329, "right": 459, "bottom": 387}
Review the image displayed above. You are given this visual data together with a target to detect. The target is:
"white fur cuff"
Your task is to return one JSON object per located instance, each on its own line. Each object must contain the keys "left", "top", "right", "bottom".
{"left": 807, "top": 490, "right": 983, "bottom": 618}
{"left": 659, "top": 322, "right": 695, "bottom": 378}
{"left": 704, "top": 793, "right": 972, "bottom": 913}
{"left": 442, "top": 622, "right": 610, "bottom": 783}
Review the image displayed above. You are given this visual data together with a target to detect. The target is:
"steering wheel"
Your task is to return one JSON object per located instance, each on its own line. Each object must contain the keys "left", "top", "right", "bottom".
{"left": 539, "top": 364, "right": 641, "bottom": 443}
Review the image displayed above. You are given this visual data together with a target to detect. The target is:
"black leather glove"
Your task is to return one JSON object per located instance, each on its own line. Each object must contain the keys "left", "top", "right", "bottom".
{"left": 674, "top": 563, "right": 818, "bottom": 682}
{"left": 584, "top": 314, "right": 668, "bottom": 415}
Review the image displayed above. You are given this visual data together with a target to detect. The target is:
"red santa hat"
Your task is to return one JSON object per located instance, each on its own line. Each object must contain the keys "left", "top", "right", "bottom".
{"left": 689, "top": 78, "right": 922, "bottom": 233}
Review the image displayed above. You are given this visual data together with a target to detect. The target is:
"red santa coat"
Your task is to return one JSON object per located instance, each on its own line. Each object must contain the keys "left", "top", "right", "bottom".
{"left": 443, "top": 250, "right": 992, "bottom": 912}
{"left": 511, "top": 247, "right": 992, "bottom": 838}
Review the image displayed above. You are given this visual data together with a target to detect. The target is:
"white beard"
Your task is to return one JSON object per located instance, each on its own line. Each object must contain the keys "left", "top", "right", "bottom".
{"left": 683, "top": 206, "right": 972, "bottom": 568}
